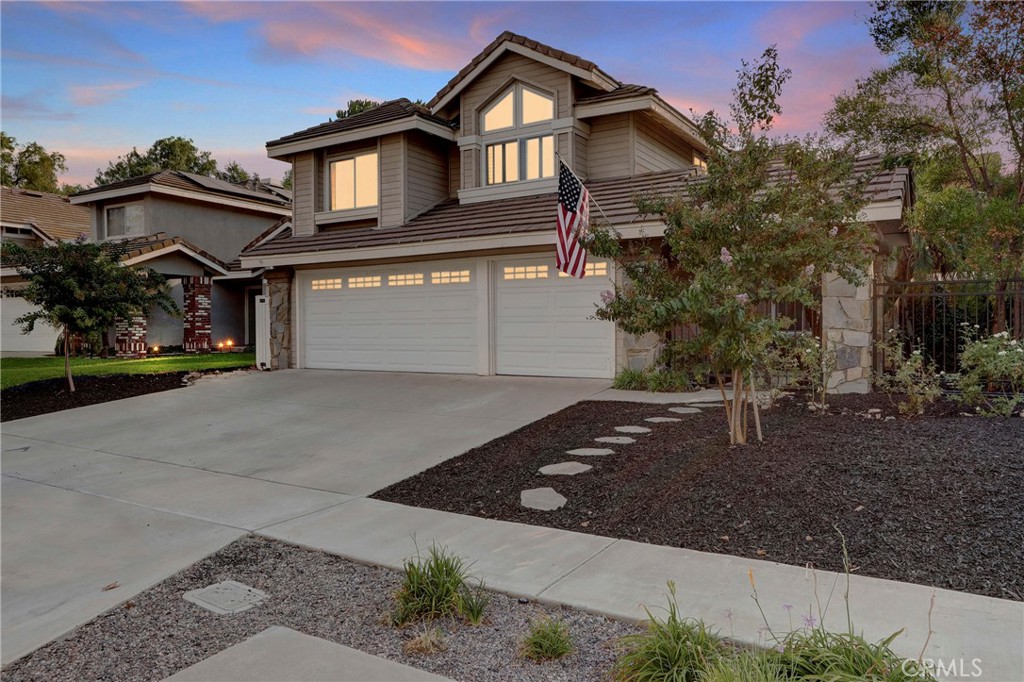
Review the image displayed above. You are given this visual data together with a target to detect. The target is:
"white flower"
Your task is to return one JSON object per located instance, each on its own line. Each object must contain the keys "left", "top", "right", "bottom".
{"left": 995, "top": 331, "right": 1010, "bottom": 338}
{"left": 829, "top": 226, "right": 839, "bottom": 237}
{"left": 998, "top": 351, "right": 1007, "bottom": 356}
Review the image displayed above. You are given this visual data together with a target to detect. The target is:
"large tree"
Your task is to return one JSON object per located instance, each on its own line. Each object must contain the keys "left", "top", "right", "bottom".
{"left": 94, "top": 136, "right": 219, "bottom": 185}
{"left": 589, "top": 48, "right": 875, "bottom": 444}
{"left": 1, "top": 238, "right": 178, "bottom": 392}
{"left": 1, "top": 132, "right": 68, "bottom": 194}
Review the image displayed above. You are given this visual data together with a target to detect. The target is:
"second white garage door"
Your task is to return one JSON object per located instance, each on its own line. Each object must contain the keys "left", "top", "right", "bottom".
{"left": 2, "top": 288, "right": 59, "bottom": 354}
{"left": 300, "top": 257, "right": 614, "bottom": 378}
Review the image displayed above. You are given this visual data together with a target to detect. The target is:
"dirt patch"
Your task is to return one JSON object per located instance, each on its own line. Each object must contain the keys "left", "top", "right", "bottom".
{"left": 1, "top": 373, "right": 188, "bottom": 422}
{"left": 373, "top": 394, "right": 1024, "bottom": 601}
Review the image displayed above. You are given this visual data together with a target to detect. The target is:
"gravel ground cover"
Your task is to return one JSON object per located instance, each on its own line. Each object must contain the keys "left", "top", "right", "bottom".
{"left": 374, "top": 394, "right": 1024, "bottom": 601}
{"left": 1, "top": 372, "right": 189, "bottom": 422}
{"left": 1, "top": 536, "right": 641, "bottom": 682}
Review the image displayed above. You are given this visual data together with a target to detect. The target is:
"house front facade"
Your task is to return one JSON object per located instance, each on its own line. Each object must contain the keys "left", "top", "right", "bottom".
{"left": 241, "top": 32, "right": 911, "bottom": 390}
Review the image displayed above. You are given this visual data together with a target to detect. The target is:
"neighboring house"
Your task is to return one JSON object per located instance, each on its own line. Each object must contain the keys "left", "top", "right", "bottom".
{"left": 240, "top": 31, "right": 911, "bottom": 392}
{"left": 1, "top": 186, "right": 90, "bottom": 354}
{"left": 69, "top": 171, "right": 291, "bottom": 356}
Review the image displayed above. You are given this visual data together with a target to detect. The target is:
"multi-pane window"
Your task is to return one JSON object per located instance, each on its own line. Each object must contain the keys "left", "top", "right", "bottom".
{"left": 105, "top": 204, "right": 145, "bottom": 238}
{"left": 329, "top": 152, "right": 378, "bottom": 211}
{"left": 311, "top": 278, "right": 342, "bottom": 291}
{"left": 431, "top": 270, "right": 471, "bottom": 284}
{"left": 388, "top": 273, "right": 424, "bottom": 286}
{"left": 482, "top": 84, "right": 556, "bottom": 186}
{"left": 347, "top": 275, "right": 381, "bottom": 288}
{"left": 503, "top": 265, "right": 549, "bottom": 280}
{"left": 559, "top": 262, "right": 608, "bottom": 278}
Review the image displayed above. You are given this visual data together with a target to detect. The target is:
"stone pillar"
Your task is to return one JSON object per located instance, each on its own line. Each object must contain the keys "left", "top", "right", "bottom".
{"left": 115, "top": 315, "right": 148, "bottom": 358}
{"left": 822, "top": 267, "right": 874, "bottom": 394}
{"left": 265, "top": 268, "right": 293, "bottom": 370}
{"left": 182, "top": 275, "right": 213, "bottom": 353}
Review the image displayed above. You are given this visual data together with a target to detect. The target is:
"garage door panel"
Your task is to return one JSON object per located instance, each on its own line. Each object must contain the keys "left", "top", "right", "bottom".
{"left": 2, "top": 294, "right": 60, "bottom": 354}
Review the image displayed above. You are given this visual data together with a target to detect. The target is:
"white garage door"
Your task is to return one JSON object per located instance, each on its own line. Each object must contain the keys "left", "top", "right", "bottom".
{"left": 2, "top": 290, "right": 59, "bottom": 354}
{"left": 495, "top": 258, "right": 614, "bottom": 379}
{"left": 302, "top": 262, "right": 478, "bottom": 373}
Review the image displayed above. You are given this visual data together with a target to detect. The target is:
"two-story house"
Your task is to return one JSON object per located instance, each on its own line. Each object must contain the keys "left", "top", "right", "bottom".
{"left": 241, "top": 32, "right": 911, "bottom": 389}
{"left": 70, "top": 172, "right": 291, "bottom": 356}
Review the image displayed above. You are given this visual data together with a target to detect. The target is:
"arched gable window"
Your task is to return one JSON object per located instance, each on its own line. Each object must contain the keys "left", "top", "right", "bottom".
{"left": 480, "top": 84, "right": 556, "bottom": 186}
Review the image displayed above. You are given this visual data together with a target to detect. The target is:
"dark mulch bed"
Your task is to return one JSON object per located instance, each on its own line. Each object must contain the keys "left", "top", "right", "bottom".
{"left": 1, "top": 373, "right": 188, "bottom": 422}
{"left": 374, "top": 394, "right": 1024, "bottom": 601}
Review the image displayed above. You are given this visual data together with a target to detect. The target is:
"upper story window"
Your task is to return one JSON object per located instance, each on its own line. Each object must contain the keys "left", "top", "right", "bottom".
{"left": 105, "top": 204, "right": 145, "bottom": 239}
{"left": 329, "top": 151, "right": 378, "bottom": 211}
{"left": 481, "top": 84, "right": 556, "bottom": 186}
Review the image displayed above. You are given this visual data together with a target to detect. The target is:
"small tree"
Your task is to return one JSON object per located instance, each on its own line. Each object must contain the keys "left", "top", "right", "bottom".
{"left": 1, "top": 238, "right": 178, "bottom": 392}
{"left": 589, "top": 47, "right": 875, "bottom": 444}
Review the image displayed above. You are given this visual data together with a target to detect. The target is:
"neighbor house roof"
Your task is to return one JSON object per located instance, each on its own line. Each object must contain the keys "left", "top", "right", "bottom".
{"left": 115, "top": 232, "right": 230, "bottom": 275}
{"left": 243, "top": 155, "right": 912, "bottom": 261}
{"left": 427, "top": 31, "right": 619, "bottom": 111}
{"left": 70, "top": 170, "right": 292, "bottom": 211}
{"left": 0, "top": 186, "right": 91, "bottom": 241}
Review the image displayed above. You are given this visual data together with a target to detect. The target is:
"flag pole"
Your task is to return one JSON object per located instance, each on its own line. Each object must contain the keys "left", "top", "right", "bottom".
{"left": 556, "top": 152, "right": 620, "bottom": 237}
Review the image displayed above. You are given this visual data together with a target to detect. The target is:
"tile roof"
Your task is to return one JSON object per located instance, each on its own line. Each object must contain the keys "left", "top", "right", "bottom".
{"left": 427, "top": 31, "right": 617, "bottom": 109}
{"left": 0, "top": 186, "right": 91, "bottom": 241}
{"left": 115, "top": 232, "right": 229, "bottom": 273}
{"left": 576, "top": 84, "right": 657, "bottom": 105}
{"left": 244, "top": 156, "right": 911, "bottom": 260}
{"left": 72, "top": 170, "right": 291, "bottom": 207}
{"left": 267, "top": 99, "right": 453, "bottom": 148}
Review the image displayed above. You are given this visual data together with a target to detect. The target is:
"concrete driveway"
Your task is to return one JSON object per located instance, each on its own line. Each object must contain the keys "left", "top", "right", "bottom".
{"left": 1, "top": 370, "right": 607, "bottom": 664}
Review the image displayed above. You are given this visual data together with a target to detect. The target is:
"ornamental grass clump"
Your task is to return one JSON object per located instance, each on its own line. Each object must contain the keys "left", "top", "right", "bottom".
{"left": 521, "top": 616, "right": 573, "bottom": 662}
{"left": 391, "top": 543, "right": 488, "bottom": 627}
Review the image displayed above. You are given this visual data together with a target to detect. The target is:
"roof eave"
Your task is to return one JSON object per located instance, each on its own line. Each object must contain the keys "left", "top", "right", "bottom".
{"left": 575, "top": 94, "right": 708, "bottom": 154}
{"left": 267, "top": 117, "right": 455, "bottom": 158}
{"left": 70, "top": 183, "right": 290, "bottom": 215}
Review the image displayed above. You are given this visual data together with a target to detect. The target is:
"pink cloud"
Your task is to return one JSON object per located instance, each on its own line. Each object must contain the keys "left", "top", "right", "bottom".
{"left": 755, "top": 2, "right": 858, "bottom": 52}
{"left": 184, "top": 1, "right": 476, "bottom": 71}
{"left": 69, "top": 82, "right": 144, "bottom": 107}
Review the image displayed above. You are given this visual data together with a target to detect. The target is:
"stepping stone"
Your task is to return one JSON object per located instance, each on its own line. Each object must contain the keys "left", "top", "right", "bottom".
{"left": 596, "top": 436, "right": 635, "bottom": 445}
{"left": 615, "top": 425, "right": 652, "bottom": 434}
{"left": 539, "top": 461, "right": 593, "bottom": 476}
{"left": 567, "top": 448, "right": 616, "bottom": 457}
{"left": 668, "top": 406, "right": 702, "bottom": 414}
{"left": 521, "top": 487, "right": 567, "bottom": 511}
{"left": 645, "top": 417, "right": 681, "bottom": 423}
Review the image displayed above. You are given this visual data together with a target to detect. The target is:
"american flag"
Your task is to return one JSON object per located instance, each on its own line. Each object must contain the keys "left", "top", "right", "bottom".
{"left": 556, "top": 160, "right": 590, "bottom": 278}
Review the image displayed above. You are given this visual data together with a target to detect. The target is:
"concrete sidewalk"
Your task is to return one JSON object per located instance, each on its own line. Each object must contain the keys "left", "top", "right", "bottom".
{"left": 261, "top": 497, "right": 1024, "bottom": 682}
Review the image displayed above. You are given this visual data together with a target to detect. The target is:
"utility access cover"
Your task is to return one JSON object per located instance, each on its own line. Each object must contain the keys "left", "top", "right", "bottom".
{"left": 183, "top": 580, "right": 268, "bottom": 615}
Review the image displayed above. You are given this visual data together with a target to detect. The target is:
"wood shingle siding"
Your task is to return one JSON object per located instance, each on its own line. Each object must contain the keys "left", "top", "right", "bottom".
{"left": 293, "top": 151, "right": 315, "bottom": 236}
{"left": 587, "top": 113, "right": 632, "bottom": 180}
{"left": 405, "top": 132, "right": 450, "bottom": 220}
{"left": 634, "top": 112, "right": 694, "bottom": 174}
{"left": 379, "top": 134, "right": 404, "bottom": 228}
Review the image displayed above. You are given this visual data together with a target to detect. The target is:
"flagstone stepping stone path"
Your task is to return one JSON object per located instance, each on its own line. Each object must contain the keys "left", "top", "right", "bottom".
{"left": 596, "top": 436, "right": 635, "bottom": 445}
{"left": 521, "top": 487, "right": 568, "bottom": 511}
{"left": 645, "top": 417, "right": 681, "bottom": 423}
{"left": 615, "top": 425, "right": 651, "bottom": 434}
{"left": 668, "top": 406, "right": 702, "bottom": 414}
{"left": 567, "top": 447, "right": 616, "bottom": 457}
{"left": 539, "top": 461, "right": 593, "bottom": 476}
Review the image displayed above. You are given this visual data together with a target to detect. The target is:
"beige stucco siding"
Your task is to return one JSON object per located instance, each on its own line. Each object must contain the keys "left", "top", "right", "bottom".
{"left": 292, "top": 152, "right": 315, "bottom": 236}
{"left": 379, "top": 134, "right": 404, "bottom": 228}
{"left": 405, "top": 131, "right": 449, "bottom": 219}
{"left": 634, "top": 112, "right": 694, "bottom": 173}
{"left": 587, "top": 112, "right": 632, "bottom": 180}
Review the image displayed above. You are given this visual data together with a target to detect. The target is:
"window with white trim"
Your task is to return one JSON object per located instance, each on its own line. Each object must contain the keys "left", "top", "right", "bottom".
{"left": 105, "top": 204, "right": 145, "bottom": 238}
{"left": 329, "top": 152, "right": 378, "bottom": 211}
{"left": 481, "top": 84, "right": 556, "bottom": 186}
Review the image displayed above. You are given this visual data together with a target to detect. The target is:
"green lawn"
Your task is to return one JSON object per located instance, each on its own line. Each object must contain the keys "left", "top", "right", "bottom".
{"left": 0, "top": 352, "right": 256, "bottom": 390}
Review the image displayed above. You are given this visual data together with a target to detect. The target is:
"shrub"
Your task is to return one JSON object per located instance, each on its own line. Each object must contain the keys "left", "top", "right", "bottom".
{"left": 874, "top": 334, "right": 942, "bottom": 416}
{"left": 613, "top": 366, "right": 697, "bottom": 393}
{"left": 392, "top": 544, "right": 481, "bottom": 626}
{"left": 611, "top": 582, "right": 725, "bottom": 682}
{"left": 756, "top": 332, "right": 835, "bottom": 410}
{"left": 521, "top": 616, "right": 573, "bottom": 662}
{"left": 403, "top": 627, "right": 447, "bottom": 655}
{"left": 954, "top": 330, "right": 1024, "bottom": 416}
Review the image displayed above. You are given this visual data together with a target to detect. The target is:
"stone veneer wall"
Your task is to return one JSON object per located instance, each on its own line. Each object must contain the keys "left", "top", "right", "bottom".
{"left": 115, "top": 315, "right": 147, "bottom": 358}
{"left": 822, "top": 267, "right": 874, "bottom": 394}
{"left": 265, "top": 269, "right": 293, "bottom": 370}
{"left": 183, "top": 276, "right": 213, "bottom": 353}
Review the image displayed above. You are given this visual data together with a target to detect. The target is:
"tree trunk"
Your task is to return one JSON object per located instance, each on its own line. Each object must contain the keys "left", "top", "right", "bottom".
{"left": 64, "top": 326, "right": 76, "bottom": 393}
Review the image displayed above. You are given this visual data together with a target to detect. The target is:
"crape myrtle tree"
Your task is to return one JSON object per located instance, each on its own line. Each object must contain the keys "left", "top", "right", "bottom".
{"left": 587, "top": 47, "right": 875, "bottom": 445}
{"left": 1, "top": 238, "right": 178, "bottom": 392}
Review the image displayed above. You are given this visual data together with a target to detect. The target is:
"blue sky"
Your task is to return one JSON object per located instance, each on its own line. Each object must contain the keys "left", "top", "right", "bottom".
{"left": 1, "top": 1, "right": 885, "bottom": 187}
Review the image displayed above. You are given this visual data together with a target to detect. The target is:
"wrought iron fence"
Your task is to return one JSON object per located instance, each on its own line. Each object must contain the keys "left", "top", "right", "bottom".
{"left": 874, "top": 279, "right": 1024, "bottom": 374}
